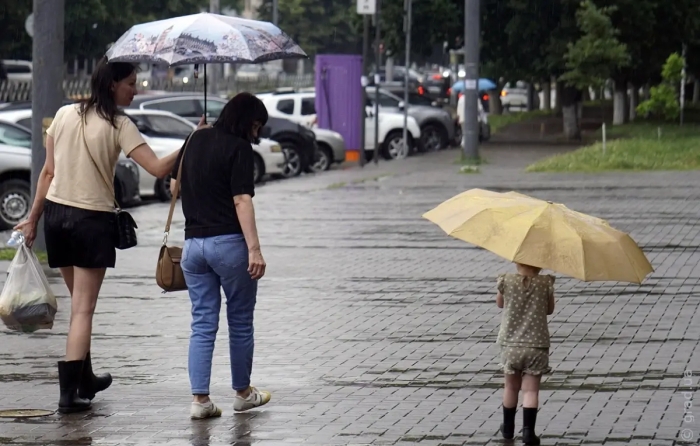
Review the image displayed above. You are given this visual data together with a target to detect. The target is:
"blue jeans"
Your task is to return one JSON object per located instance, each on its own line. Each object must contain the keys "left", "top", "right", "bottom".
{"left": 181, "top": 234, "right": 257, "bottom": 395}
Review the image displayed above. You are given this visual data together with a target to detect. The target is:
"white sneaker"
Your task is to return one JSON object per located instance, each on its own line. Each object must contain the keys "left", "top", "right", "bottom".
{"left": 190, "top": 400, "right": 223, "bottom": 419}
{"left": 233, "top": 387, "right": 271, "bottom": 412}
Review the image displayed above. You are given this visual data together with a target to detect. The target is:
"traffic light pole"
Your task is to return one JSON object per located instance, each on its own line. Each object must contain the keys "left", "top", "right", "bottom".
{"left": 462, "top": 0, "right": 480, "bottom": 161}
{"left": 30, "top": 0, "right": 65, "bottom": 251}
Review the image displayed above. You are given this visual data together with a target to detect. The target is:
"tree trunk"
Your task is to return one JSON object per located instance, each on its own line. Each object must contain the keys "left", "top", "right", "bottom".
{"left": 543, "top": 81, "right": 551, "bottom": 111}
{"left": 642, "top": 84, "right": 651, "bottom": 101}
{"left": 693, "top": 78, "right": 700, "bottom": 104}
{"left": 561, "top": 86, "right": 581, "bottom": 140}
{"left": 613, "top": 78, "right": 629, "bottom": 125}
{"left": 554, "top": 80, "right": 563, "bottom": 115}
{"left": 489, "top": 89, "right": 503, "bottom": 115}
{"left": 629, "top": 86, "right": 639, "bottom": 121}
{"left": 527, "top": 82, "right": 535, "bottom": 111}
{"left": 583, "top": 87, "right": 592, "bottom": 102}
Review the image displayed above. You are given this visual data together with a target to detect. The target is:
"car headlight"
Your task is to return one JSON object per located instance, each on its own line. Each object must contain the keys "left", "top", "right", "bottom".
{"left": 270, "top": 144, "right": 282, "bottom": 153}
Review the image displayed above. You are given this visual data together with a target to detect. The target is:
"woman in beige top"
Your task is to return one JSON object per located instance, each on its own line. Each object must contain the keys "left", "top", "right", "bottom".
{"left": 14, "top": 57, "right": 204, "bottom": 414}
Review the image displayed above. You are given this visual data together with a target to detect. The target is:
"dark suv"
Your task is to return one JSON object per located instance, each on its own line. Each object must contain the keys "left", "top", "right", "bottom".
{"left": 127, "top": 93, "right": 318, "bottom": 177}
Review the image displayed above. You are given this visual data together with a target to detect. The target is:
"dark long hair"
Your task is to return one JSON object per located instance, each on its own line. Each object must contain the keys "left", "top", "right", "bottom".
{"left": 80, "top": 56, "right": 136, "bottom": 128}
{"left": 213, "top": 92, "right": 268, "bottom": 144}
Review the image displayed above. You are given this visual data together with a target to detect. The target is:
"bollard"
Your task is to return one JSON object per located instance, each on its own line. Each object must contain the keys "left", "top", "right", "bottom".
{"left": 602, "top": 123, "right": 606, "bottom": 155}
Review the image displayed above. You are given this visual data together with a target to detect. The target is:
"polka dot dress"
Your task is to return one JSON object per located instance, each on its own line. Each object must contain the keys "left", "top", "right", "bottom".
{"left": 497, "top": 273, "right": 554, "bottom": 375}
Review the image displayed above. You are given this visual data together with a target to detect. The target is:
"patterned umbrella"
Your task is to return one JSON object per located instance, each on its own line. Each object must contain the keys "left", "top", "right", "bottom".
{"left": 106, "top": 12, "right": 306, "bottom": 65}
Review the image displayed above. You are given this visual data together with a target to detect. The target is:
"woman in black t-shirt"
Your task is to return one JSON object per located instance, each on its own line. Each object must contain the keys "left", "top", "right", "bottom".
{"left": 171, "top": 93, "right": 270, "bottom": 419}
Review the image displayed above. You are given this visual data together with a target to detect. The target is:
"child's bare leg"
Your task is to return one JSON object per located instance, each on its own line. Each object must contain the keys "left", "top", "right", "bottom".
{"left": 522, "top": 374, "right": 540, "bottom": 408}
{"left": 503, "top": 372, "right": 522, "bottom": 408}
{"left": 522, "top": 374, "right": 542, "bottom": 445}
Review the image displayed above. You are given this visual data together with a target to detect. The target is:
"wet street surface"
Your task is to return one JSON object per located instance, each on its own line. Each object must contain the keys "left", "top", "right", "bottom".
{"left": 1, "top": 145, "right": 699, "bottom": 445}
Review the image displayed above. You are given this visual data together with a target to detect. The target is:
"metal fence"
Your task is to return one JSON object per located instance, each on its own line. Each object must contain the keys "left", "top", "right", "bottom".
{"left": 0, "top": 74, "right": 315, "bottom": 103}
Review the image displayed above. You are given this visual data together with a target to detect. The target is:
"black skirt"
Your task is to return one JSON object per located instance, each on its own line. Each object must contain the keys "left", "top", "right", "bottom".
{"left": 44, "top": 200, "right": 116, "bottom": 269}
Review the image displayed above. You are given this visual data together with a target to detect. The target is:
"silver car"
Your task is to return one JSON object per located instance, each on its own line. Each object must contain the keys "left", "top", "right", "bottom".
{"left": 365, "top": 87, "right": 456, "bottom": 152}
{"left": 309, "top": 128, "right": 346, "bottom": 172}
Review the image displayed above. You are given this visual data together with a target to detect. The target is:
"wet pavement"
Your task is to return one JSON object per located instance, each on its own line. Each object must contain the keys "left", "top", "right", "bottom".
{"left": 1, "top": 145, "right": 699, "bottom": 445}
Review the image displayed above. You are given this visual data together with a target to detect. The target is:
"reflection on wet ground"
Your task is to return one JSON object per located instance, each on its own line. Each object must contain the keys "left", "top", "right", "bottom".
{"left": 0, "top": 147, "right": 699, "bottom": 445}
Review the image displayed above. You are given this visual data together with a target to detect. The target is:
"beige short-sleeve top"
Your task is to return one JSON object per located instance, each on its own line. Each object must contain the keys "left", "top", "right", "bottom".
{"left": 497, "top": 273, "right": 555, "bottom": 348}
{"left": 46, "top": 104, "right": 145, "bottom": 212}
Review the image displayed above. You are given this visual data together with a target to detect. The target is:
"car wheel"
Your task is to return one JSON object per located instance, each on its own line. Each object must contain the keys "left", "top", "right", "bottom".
{"left": 156, "top": 175, "right": 173, "bottom": 202}
{"left": 253, "top": 153, "right": 265, "bottom": 183}
{"left": 281, "top": 143, "right": 303, "bottom": 178}
{"left": 420, "top": 124, "right": 447, "bottom": 152}
{"left": 310, "top": 144, "right": 332, "bottom": 172}
{"left": 381, "top": 131, "right": 411, "bottom": 160}
{"left": 0, "top": 179, "right": 31, "bottom": 230}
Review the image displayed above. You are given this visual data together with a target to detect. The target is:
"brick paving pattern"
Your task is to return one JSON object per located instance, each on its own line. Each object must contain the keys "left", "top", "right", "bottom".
{"left": 1, "top": 145, "right": 699, "bottom": 445}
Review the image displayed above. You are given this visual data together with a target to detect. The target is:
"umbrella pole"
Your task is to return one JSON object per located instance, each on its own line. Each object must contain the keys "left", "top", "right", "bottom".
{"left": 204, "top": 64, "right": 208, "bottom": 122}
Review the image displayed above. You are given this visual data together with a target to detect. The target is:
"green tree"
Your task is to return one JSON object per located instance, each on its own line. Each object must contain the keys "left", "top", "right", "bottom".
{"left": 560, "top": 1, "right": 629, "bottom": 91}
{"left": 0, "top": 0, "right": 220, "bottom": 61}
{"left": 637, "top": 53, "right": 684, "bottom": 121}
{"left": 257, "top": 0, "right": 361, "bottom": 58}
{"left": 380, "top": 0, "right": 459, "bottom": 61}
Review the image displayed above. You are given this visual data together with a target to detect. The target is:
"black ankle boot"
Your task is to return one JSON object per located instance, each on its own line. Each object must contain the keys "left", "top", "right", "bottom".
{"left": 78, "top": 351, "right": 113, "bottom": 401}
{"left": 58, "top": 360, "right": 91, "bottom": 414}
{"left": 522, "top": 407, "right": 540, "bottom": 446}
{"left": 500, "top": 405, "right": 516, "bottom": 439}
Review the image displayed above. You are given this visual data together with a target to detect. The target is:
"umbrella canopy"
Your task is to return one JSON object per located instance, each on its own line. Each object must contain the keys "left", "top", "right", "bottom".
{"left": 106, "top": 12, "right": 306, "bottom": 66}
{"left": 451, "top": 79, "right": 497, "bottom": 93}
{"left": 423, "top": 189, "right": 654, "bottom": 283}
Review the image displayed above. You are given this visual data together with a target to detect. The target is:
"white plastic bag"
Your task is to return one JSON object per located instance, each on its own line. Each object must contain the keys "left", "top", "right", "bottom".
{"left": 0, "top": 243, "right": 57, "bottom": 333}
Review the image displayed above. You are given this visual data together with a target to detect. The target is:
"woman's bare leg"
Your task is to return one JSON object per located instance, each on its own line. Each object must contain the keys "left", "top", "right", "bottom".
{"left": 65, "top": 267, "right": 105, "bottom": 361}
{"left": 59, "top": 267, "right": 74, "bottom": 296}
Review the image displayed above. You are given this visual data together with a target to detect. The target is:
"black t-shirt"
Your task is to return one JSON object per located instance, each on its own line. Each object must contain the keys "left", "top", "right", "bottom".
{"left": 171, "top": 127, "right": 255, "bottom": 240}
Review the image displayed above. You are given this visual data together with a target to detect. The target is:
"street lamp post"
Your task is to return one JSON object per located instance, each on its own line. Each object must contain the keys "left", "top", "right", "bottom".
{"left": 30, "top": 0, "right": 65, "bottom": 251}
{"left": 462, "top": 0, "right": 480, "bottom": 161}
{"left": 402, "top": 0, "right": 412, "bottom": 158}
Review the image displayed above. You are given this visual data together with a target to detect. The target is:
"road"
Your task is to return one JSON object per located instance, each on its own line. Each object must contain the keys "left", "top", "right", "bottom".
{"left": 1, "top": 145, "right": 699, "bottom": 445}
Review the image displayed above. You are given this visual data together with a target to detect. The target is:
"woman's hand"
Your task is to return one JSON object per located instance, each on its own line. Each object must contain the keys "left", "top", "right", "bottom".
{"left": 196, "top": 115, "right": 211, "bottom": 130}
{"left": 248, "top": 248, "right": 266, "bottom": 280}
{"left": 13, "top": 219, "right": 38, "bottom": 248}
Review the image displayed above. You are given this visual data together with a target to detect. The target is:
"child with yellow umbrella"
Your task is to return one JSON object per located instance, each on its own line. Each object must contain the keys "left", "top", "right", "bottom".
{"left": 423, "top": 189, "right": 653, "bottom": 445}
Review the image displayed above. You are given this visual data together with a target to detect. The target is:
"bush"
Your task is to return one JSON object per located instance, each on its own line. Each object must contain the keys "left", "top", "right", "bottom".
{"left": 636, "top": 84, "right": 679, "bottom": 120}
{"left": 636, "top": 52, "right": 683, "bottom": 121}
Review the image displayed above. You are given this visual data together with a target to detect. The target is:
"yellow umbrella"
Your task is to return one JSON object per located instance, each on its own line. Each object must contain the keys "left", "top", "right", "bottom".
{"left": 423, "top": 188, "right": 654, "bottom": 283}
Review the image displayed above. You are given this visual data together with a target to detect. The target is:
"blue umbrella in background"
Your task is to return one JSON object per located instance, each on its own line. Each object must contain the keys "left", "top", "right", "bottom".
{"left": 451, "top": 78, "right": 497, "bottom": 93}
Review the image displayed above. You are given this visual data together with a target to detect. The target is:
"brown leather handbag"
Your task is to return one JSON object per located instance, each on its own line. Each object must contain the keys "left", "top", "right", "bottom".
{"left": 156, "top": 133, "right": 194, "bottom": 292}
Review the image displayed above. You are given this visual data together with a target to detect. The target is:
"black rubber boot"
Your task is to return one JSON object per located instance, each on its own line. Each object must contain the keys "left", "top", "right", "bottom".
{"left": 522, "top": 407, "right": 541, "bottom": 446}
{"left": 500, "top": 405, "right": 516, "bottom": 439}
{"left": 78, "top": 351, "right": 113, "bottom": 401}
{"left": 58, "top": 360, "right": 91, "bottom": 414}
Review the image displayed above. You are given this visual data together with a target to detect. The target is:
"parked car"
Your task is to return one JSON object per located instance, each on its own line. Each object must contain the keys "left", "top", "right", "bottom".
{"left": 308, "top": 127, "right": 346, "bottom": 172}
{"left": 0, "top": 104, "right": 286, "bottom": 196}
{"left": 365, "top": 87, "right": 456, "bottom": 152}
{"left": 126, "top": 93, "right": 316, "bottom": 178}
{"left": 0, "top": 60, "right": 32, "bottom": 82}
{"left": 0, "top": 120, "right": 140, "bottom": 229}
{"left": 260, "top": 90, "right": 421, "bottom": 160}
{"left": 501, "top": 81, "right": 540, "bottom": 111}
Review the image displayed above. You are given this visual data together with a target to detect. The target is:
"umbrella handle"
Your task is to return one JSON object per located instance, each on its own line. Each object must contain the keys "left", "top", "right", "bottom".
{"left": 203, "top": 64, "right": 207, "bottom": 123}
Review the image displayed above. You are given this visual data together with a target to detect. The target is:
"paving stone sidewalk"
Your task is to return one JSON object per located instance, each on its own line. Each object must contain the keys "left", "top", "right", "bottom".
{"left": 1, "top": 145, "right": 699, "bottom": 446}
